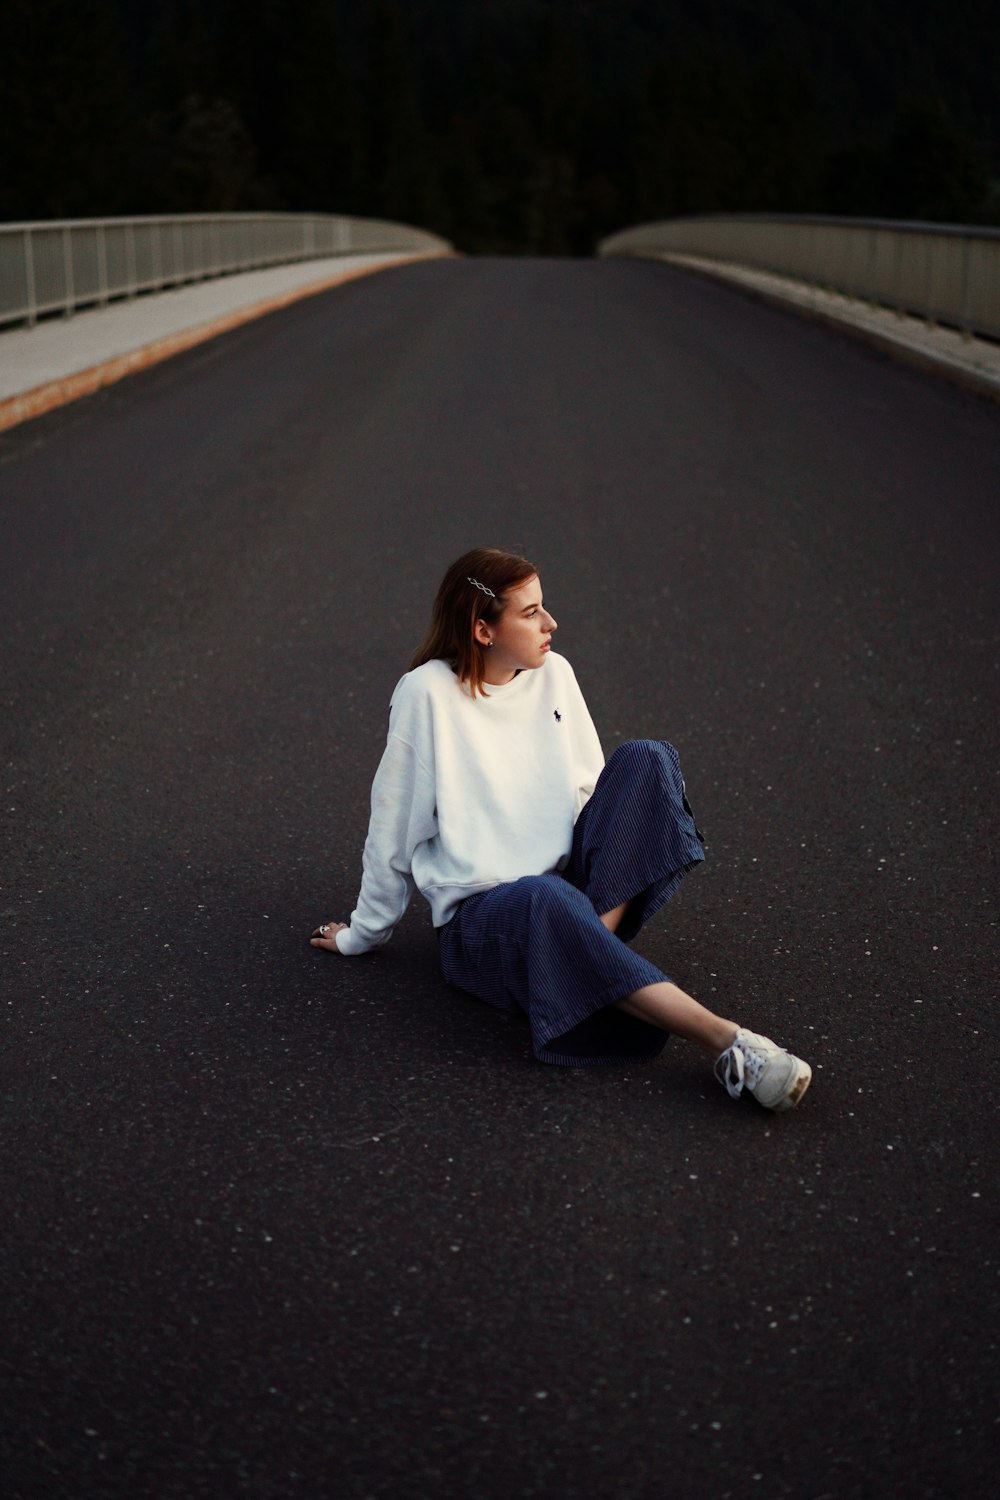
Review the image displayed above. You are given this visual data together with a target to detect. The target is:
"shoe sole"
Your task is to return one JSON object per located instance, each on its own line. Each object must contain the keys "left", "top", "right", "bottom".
{"left": 768, "top": 1061, "right": 812, "bottom": 1112}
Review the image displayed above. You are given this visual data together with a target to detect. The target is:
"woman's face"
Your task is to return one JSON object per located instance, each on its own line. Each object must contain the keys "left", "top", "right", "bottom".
{"left": 477, "top": 575, "right": 557, "bottom": 682}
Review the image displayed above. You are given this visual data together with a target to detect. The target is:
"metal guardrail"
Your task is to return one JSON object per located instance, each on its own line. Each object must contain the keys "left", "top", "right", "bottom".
{"left": 0, "top": 213, "right": 451, "bottom": 328}
{"left": 599, "top": 215, "right": 1000, "bottom": 342}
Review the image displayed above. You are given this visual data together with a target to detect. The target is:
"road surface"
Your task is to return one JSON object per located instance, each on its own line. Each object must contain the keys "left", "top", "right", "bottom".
{"left": 2, "top": 257, "right": 998, "bottom": 1498}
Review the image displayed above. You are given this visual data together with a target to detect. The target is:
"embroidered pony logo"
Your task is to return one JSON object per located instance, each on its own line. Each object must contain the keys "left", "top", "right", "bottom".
{"left": 553, "top": 709, "right": 562, "bottom": 722}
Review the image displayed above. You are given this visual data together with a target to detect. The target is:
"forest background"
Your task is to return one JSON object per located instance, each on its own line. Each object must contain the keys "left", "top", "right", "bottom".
{"left": 2, "top": 0, "right": 998, "bottom": 255}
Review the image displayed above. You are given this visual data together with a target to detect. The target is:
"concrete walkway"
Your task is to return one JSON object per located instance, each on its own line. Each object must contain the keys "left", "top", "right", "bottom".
{"left": 0, "top": 249, "right": 448, "bottom": 432}
{"left": 658, "top": 251, "right": 1000, "bottom": 404}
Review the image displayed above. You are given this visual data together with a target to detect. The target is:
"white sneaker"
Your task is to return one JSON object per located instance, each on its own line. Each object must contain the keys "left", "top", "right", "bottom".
{"left": 714, "top": 1028, "right": 812, "bottom": 1111}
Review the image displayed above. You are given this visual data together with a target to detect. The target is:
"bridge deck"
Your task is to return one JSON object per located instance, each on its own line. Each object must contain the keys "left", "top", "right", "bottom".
{"left": 2, "top": 257, "right": 997, "bottom": 1499}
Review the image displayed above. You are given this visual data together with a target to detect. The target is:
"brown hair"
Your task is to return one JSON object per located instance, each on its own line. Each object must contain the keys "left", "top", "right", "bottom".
{"left": 409, "top": 547, "right": 538, "bottom": 699}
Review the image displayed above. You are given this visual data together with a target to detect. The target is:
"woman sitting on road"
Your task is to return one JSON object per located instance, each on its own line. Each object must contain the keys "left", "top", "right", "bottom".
{"left": 311, "top": 546, "right": 811, "bottom": 1111}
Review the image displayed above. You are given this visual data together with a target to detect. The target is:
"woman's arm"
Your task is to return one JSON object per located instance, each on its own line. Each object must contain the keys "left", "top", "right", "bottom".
{"left": 310, "top": 682, "right": 438, "bottom": 956}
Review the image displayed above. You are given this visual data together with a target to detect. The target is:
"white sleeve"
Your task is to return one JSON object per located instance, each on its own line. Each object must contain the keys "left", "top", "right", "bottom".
{"left": 336, "top": 692, "right": 438, "bottom": 955}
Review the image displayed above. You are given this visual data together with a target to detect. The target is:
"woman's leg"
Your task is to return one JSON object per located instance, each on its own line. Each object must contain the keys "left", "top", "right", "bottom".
{"left": 439, "top": 874, "right": 674, "bottom": 1065}
{"left": 568, "top": 739, "right": 704, "bottom": 942}
{"left": 441, "top": 875, "right": 811, "bottom": 1109}
{"left": 616, "top": 983, "right": 738, "bottom": 1057}
{"left": 598, "top": 901, "right": 628, "bottom": 933}
{"left": 617, "top": 983, "right": 811, "bottom": 1109}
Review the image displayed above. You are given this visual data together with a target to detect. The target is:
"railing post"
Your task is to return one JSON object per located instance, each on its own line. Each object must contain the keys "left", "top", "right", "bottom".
{"left": 23, "top": 228, "right": 37, "bottom": 326}
{"left": 152, "top": 222, "right": 163, "bottom": 291}
{"left": 97, "top": 223, "right": 108, "bottom": 307}
{"left": 62, "top": 224, "right": 75, "bottom": 317}
{"left": 959, "top": 234, "right": 972, "bottom": 339}
{"left": 125, "top": 222, "right": 137, "bottom": 298}
{"left": 923, "top": 234, "right": 935, "bottom": 328}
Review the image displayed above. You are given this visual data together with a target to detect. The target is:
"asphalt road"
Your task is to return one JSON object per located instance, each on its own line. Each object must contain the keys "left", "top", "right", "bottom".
{"left": 2, "top": 257, "right": 998, "bottom": 1500}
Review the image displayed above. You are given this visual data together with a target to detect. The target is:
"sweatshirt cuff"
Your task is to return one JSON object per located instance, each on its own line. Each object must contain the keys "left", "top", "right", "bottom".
{"left": 335, "top": 925, "right": 375, "bottom": 956}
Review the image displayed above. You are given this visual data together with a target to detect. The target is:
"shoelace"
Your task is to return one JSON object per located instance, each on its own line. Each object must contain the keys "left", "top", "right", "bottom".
{"left": 714, "top": 1042, "right": 746, "bottom": 1098}
{"left": 714, "top": 1035, "right": 766, "bottom": 1098}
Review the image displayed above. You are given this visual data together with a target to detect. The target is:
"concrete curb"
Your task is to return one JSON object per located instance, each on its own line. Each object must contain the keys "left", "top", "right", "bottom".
{"left": 651, "top": 252, "right": 1000, "bottom": 406}
{"left": 0, "top": 250, "right": 451, "bottom": 435}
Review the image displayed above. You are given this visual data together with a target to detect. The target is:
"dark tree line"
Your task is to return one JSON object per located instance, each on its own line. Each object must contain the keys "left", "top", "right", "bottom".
{"left": 1, "top": 0, "right": 997, "bottom": 252}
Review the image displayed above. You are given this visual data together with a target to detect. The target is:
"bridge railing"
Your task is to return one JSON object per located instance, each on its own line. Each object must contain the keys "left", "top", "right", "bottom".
{"left": 0, "top": 213, "right": 451, "bottom": 328}
{"left": 599, "top": 215, "right": 1000, "bottom": 341}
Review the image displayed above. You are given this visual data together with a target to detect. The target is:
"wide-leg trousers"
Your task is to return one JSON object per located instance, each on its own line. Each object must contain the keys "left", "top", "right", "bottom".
{"left": 437, "top": 739, "right": 705, "bottom": 1065}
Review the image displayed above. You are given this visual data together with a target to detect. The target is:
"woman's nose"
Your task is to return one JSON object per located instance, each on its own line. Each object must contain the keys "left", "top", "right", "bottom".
{"left": 546, "top": 612, "right": 558, "bottom": 632}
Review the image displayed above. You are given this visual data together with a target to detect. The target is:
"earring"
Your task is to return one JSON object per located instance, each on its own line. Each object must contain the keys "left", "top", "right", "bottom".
{"left": 485, "top": 640, "right": 493, "bottom": 648}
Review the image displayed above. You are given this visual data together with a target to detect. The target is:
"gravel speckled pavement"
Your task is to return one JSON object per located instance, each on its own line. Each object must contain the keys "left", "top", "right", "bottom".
{"left": 1, "top": 257, "right": 998, "bottom": 1499}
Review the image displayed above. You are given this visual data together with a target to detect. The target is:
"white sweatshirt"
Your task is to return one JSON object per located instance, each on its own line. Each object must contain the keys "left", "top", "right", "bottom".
{"left": 336, "top": 652, "right": 605, "bottom": 954}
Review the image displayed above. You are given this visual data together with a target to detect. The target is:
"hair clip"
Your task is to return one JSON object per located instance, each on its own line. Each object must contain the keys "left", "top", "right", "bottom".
{"left": 467, "top": 577, "right": 496, "bottom": 598}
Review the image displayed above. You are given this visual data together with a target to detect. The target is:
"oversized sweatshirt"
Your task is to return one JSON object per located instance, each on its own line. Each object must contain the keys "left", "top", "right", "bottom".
{"left": 335, "top": 652, "right": 605, "bottom": 954}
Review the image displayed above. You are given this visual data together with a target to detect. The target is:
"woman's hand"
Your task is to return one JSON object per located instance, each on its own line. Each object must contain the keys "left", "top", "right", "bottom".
{"left": 310, "top": 921, "right": 347, "bottom": 951}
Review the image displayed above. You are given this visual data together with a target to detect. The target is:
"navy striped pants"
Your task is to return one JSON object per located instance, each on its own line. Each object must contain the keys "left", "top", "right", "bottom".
{"left": 437, "top": 739, "right": 705, "bottom": 1065}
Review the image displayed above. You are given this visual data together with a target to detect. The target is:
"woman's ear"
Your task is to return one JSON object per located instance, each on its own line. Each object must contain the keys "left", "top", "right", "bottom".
{"left": 473, "top": 617, "right": 492, "bottom": 647}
